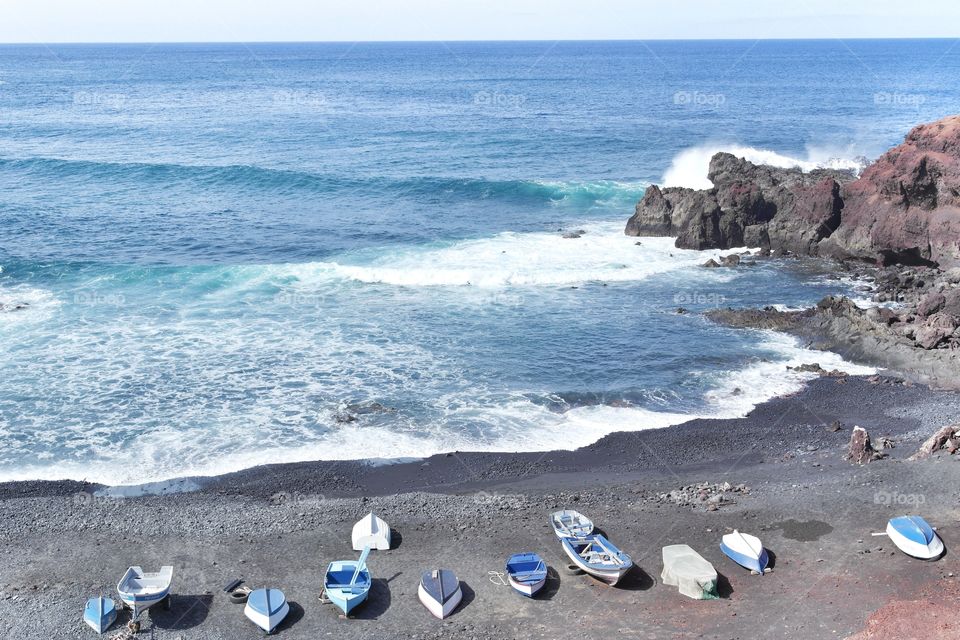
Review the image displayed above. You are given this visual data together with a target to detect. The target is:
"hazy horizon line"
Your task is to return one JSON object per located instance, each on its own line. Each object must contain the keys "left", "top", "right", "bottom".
{"left": 1, "top": 36, "right": 956, "bottom": 46}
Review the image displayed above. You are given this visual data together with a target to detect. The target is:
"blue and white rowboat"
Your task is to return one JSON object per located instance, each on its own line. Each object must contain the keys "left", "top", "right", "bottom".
{"left": 83, "top": 596, "right": 117, "bottom": 634}
{"left": 116, "top": 566, "right": 173, "bottom": 619}
{"left": 720, "top": 530, "right": 770, "bottom": 574}
{"left": 550, "top": 510, "right": 594, "bottom": 539}
{"left": 244, "top": 588, "right": 289, "bottom": 633}
{"left": 886, "top": 516, "right": 944, "bottom": 560}
{"left": 505, "top": 552, "right": 547, "bottom": 597}
{"left": 324, "top": 546, "right": 372, "bottom": 616}
{"left": 561, "top": 535, "right": 632, "bottom": 585}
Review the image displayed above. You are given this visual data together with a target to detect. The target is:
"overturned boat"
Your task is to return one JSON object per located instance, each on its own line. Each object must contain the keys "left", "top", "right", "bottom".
{"left": 886, "top": 515, "right": 944, "bottom": 560}
{"left": 352, "top": 512, "right": 392, "bottom": 551}
{"left": 83, "top": 596, "right": 117, "bottom": 634}
{"left": 720, "top": 530, "right": 770, "bottom": 574}
{"left": 244, "top": 588, "right": 289, "bottom": 633}
{"left": 418, "top": 569, "right": 462, "bottom": 619}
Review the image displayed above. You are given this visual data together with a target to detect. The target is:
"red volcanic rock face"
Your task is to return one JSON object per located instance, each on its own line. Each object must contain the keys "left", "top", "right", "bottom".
{"left": 822, "top": 115, "right": 960, "bottom": 267}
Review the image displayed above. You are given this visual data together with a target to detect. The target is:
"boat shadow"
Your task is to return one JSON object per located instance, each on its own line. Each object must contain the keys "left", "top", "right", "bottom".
{"left": 614, "top": 566, "right": 654, "bottom": 591}
{"left": 147, "top": 594, "right": 213, "bottom": 631}
{"left": 390, "top": 529, "right": 403, "bottom": 550}
{"left": 766, "top": 549, "right": 778, "bottom": 570}
{"left": 535, "top": 567, "right": 562, "bottom": 601}
{"left": 275, "top": 601, "right": 305, "bottom": 632}
{"left": 717, "top": 573, "right": 734, "bottom": 599}
{"left": 447, "top": 581, "right": 475, "bottom": 618}
{"left": 351, "top": 574, "right": 398, "bottom": 620}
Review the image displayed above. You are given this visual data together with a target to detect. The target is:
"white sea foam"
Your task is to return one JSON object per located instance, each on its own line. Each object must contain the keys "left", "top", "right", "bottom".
{"left": 314, "top": 221, "right": 744, "bottom": 288}
{"left": 662, "top": 144, "right": 869, "bottom": 190}
{"left": 704, "top": 330, "right": 876, "bottom": 418}
{"left": 0, "top": 284, "right": 61, "bottom": 327}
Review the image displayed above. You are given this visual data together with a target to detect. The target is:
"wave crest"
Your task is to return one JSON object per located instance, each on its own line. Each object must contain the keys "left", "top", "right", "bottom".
{"left": 661, "top": 144, "right": 870, "bottom": 190}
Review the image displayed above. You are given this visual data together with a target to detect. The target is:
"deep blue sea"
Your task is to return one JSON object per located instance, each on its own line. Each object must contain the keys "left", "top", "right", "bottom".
{"left": 0, "top": 40, "right": 956, "bottom": 484}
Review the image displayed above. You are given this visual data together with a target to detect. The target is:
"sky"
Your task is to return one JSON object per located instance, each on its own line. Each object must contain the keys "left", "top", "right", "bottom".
{"left": 3, "top": 0, "right": 959, "bottom": 43}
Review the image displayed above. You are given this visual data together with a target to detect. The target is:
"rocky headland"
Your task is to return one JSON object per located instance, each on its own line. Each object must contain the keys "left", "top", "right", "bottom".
{"left": 627, "top": 115, "right": 960, "bottom": 388}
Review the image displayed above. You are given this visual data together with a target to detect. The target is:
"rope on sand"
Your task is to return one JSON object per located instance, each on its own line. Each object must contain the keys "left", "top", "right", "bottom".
{"left": 108, "top": 620, "right": 139, "bottom": 639}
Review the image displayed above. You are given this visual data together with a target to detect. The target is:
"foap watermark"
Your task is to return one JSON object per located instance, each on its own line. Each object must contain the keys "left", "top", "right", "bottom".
{"left": 874, "top": 92, "right": 926, "bottom": 108}
{"left": 673, "top": 291, "right": 726, "bottom": 306}
{"left": 269, "top": 491, "right": 325, "bottom": 507}
{"left": 72, "top": 490, "right": 126, "bottom": 510}
{"left": 473, "top": 90, "right": 526, "bottom": 112}
{"left": 73, "top": 90, "right": 127, "bottom": 110}
{"left": 472, "top": 490, "right": 526, "bottom": 508}
{"left": 272, "top": 292, "right": 327, "bottom": 307}
{"left": 673, "top": 91, "right": 726, "bottom": 107}
{"left": 272, "top": 89, "right": 327, "bottom": 108}
{"left": 488, "top": 292, "right": 525, "bottom": 307}
{"left": 74, "top": 291, "right": 126, "bottom": 306}
{"left": 874, "top": 490, "right": 926, "bottom": 507}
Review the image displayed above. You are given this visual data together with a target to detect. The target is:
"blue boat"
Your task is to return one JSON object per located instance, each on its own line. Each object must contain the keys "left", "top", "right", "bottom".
{"left": 83, "top": 596, "right": 117, "bottom": 634}
{"left": 505, "top": 552, "right": 547, "bottom": 597}
{"left": 324, "top": 546, "right": 372, "bottom": 616}
{"left": 887, "top": 515, "right": 944, "bottom": 560}
{"left": 720, "top": 530, "right": 770, "bottom": 574}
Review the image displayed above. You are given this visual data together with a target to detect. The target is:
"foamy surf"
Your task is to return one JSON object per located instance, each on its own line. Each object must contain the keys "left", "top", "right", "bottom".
{"left": 313, "top": 221, "right": 743, "bottom": 288}
{"left": 662, "top": 144, "right": 870, "bottom": 190}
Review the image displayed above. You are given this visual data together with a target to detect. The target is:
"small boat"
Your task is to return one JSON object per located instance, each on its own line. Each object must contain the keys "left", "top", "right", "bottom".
{"left": 886, "top": 515, "right": 944, "bottom": 560}
{"left": 244, "top": 588, "right": 289, "bottom": 633}
{"left": 324, "top": 546, "right": 372, "bottom": 616}
{"left": 418, "top": 569, "right": 462, "bottom": 619}
{"left": 352, "top": 512, "right": 391, "bottom": 551}
{"left": 83, "top": 596, "right": 117, "bottom": 634}
{"left": 661, "top": 544, "right": 719, "bottom": 599}
{"left": 116, "top": 566, "right": 173, "bottom": 618}
{"left": 560, "top": 535, "right": 632, "bottom": 585}
{"left": 720, "top": 530, "right": 770, "bottom": 574}
{"left": 505, "top": 552, "right": 547, "bottom": 597}
{"left": 550, "top": 510, "right": 594, "bottom": 539}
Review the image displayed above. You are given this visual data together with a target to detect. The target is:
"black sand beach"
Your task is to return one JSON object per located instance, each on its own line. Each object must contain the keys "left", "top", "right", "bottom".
{"left": 2, "top": 375, "right": 960, "bottom": 639}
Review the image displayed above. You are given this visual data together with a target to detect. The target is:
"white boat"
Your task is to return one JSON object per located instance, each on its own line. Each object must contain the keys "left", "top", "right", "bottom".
{"left": 352, "top": 512, "right": 391, "bottom": 551}
{"left": 661, "top": 545, "right": 719, "bottom": 599}
{"left": 418, "top": 569, "right": 462, "bottom": 619}
{"left": 116, "top": 566, "right": 173, "bottom": 618}
{"left": 720, "top": 530, "right": 770, "bottom": 574}
{"left": 550, "top": 510, "right": 594, "bottom": 539}
{"left": 560, "top": 535, "right": 632, "bottom": 585}
{"left": 886, "top": 515, "right": 944, "bottom": 559}
{"left": 244, "top": 588, "right": 289, "bottom": 633}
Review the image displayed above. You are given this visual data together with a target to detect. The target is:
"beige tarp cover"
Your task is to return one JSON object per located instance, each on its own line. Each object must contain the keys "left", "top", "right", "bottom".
{"left": 661, "top": 544, "right": 719, "bottom": 600}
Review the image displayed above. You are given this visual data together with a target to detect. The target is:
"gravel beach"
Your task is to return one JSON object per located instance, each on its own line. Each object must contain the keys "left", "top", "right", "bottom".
{"left": 2, "top": 376, "right": 959, "bottom": 639}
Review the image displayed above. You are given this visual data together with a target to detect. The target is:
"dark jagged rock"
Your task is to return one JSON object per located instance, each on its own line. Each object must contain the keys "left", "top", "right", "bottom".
{"left": 627, "top": 115, "right": 960, "bottom": 268}
{"left": 626, "top": 153, "right": 853, "bottom": 253}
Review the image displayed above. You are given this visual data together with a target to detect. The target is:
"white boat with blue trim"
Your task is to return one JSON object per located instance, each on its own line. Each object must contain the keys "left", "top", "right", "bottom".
{"left": 116, "top": 566, "right": 173, "bottom": 619}
{"left": 505, "top": 552, "right": 547, "bottom": 597}
{"left": 244, "top": 588, "right": 289, "bottom": 633}
{"left": 720, "top": 530, "right": 770, "bottom": 574}
{"left": 324, "top": 546, "right": 372, "bottom": 616}
{"left": 886, "top": 515, "right": 944, "bottom": 559}
{"left": 550, "top": 510, "right": 594, "bottom": 539}
{"left": 83, "top": 596, "right": 117, "bottom": 634}
{"left": 561, "top": 534, "right": 632, "bottom": 585}
{"left": 418, "top": 569, "right": 462, "bottom": 619}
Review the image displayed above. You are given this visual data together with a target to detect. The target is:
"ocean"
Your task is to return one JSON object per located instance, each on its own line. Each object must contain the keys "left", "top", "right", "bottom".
{"left": 1, "top": 40, "right": 956, "bottom": 485}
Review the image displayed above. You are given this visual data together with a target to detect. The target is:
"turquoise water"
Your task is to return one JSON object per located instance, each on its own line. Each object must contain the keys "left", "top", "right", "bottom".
{"left": 1, "top": 40, "right": 954, "bottom": 484}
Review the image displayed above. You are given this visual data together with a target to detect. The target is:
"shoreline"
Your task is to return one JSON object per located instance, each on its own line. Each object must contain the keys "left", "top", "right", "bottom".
{"left": 2, "top": 373, "right": 953, "bottom": 501}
